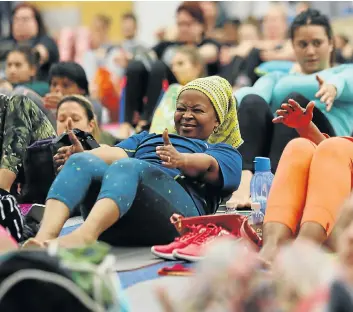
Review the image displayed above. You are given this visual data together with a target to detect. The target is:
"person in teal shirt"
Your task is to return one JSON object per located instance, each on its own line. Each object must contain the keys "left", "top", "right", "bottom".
{"left": 227, "top": 9, "right": 353, "bottom": 209}
{"left": 3, "top": 46, "right": 50, "bottom": 97}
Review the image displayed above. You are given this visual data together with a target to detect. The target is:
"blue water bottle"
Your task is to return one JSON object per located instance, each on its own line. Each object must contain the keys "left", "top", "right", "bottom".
{"left": 250, "top": 157, "right": 274, "bottom": 214}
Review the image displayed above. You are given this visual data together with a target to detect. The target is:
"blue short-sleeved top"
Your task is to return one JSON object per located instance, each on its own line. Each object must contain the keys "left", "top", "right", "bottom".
{"left": 116, "top": 131, "right": 242, "bottom": 214}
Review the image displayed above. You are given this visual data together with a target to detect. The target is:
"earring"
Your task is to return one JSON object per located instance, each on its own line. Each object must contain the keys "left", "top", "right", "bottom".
{"left": 213, "top": 126, "right": 219, "bottom": 134}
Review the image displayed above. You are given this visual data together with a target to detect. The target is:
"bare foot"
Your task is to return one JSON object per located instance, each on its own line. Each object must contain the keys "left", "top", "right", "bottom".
{"left": 226, "top": 192, "right": 252, "bottom": 209}
{"left": 46, "top": 229, "right": 96, "bottom": 248}
{"left": 226, "top": 170, "right": 253, "bottom": 210}
{"left": 22, "top": 230, "right": 60, "bottom": 249}
{"left": 258, "top": 242, "right": 280, "bottom": 267}
{"left": 21, "top": 238, "right": 46, "bottom": 249}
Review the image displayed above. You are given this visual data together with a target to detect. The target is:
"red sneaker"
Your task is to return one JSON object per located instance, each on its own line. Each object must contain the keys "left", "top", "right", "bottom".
{"left": 151, "top": 224, "right": 209, "bottom": 260}
{"left": 173, "top": 224, "right": 232, "bottom": 262}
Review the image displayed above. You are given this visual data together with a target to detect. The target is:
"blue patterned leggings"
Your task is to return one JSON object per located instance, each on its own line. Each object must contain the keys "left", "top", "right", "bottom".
{"left": 47, "top": 153, "right": 201, "bottom": 245}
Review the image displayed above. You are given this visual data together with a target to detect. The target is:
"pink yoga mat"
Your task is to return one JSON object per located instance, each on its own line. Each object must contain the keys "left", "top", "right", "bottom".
{"left": 19, "top": 204, "right": 32, "bottom": 216}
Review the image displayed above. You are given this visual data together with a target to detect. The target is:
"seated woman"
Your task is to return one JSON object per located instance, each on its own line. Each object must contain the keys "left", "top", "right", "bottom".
{"left": 140, "top": 45, "right": 206, "bottom": 134}
{"left": 43, "top": 62, "right": 104, "bottom": 124}
{"left": 0, "top": 94, "right": 55, "bottom": 241}
{"left": 28, "top": 76, "right": 243, "bottom": 247}
{"left": 46, "top": 62, "right": 117, "bottom": 145}
{"left": 0, "top": 3, "right": 59, "bottom": 81}
{"left": 227, "top": 9, "right": 353, "bottom": 209}
{"left": 260, "top": 98, "right": 353, "bottom": 263}
{"left": 4, "top": 46, "right": 50, "bottom": 96}
{"left": 123, "top": 4, "right": 221, "bottom": 129}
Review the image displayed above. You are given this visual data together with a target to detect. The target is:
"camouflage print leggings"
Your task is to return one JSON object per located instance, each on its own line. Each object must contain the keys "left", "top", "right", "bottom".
{"left": 0, "top": 94, "right": 56, "bottom": 176}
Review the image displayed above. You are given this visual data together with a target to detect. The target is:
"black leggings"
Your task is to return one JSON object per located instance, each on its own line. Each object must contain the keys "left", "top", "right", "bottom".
{"left": 238, "top": 92, "right": 336, "bottom": 173}
{"left": 241, "top": 48, "right": 263, "bottom": 85}
{"left": 125, "top": 60, "right": 177, "bottom": 125}
{"left": 219, "top": 55, "right": 247, "bottom": 86}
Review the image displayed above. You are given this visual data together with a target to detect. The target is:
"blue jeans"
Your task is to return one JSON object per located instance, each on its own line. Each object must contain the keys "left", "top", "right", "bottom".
{"left": 47, "top": 153, "right": 201, "bottom": 245}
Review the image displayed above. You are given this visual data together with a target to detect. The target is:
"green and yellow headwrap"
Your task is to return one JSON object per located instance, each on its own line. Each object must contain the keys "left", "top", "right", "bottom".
{"left": 176, "top": 76, "right": 243, "bottom": 148}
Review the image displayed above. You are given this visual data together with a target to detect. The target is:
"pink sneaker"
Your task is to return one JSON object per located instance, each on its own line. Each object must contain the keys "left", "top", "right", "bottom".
{"left": 173, "top": 224, "right": 232, "bottom": 262}
{"left": 151, "top": 224, "right": 209, "bottom": 260}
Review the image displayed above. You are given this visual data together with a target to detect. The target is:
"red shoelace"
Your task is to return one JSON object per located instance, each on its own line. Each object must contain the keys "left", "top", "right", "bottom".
{"left": 189, "top": 224, "right": 228, "bottom": 246}
{"left": 175, "top": 224, "right": 205, "bottom": 242}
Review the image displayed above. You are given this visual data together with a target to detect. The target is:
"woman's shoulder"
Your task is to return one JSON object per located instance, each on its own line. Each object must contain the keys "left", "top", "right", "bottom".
{"left": 206, "top": 142, "right": 241, "bottom": 155}
{"left": 37, "top": 34, "right": 56, "bottom": 43}
{"left": 21, "top": 80, "right": 49, "bottom": 95}
{"left": 326, "top": 63, "right": 353, "bottom": 73}
{"left": 35, "top": 35, "right": 59, "bottom": 51}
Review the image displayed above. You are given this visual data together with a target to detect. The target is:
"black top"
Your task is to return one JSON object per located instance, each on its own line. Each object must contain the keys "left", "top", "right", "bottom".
{"left": 152, "top": 38, "right": 221, "bottom": 76}
{"left": 0, "top": 35, "right": 59, "bottom": 81}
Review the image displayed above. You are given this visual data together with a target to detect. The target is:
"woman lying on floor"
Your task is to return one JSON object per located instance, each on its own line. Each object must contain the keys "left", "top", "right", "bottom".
{"left": 26, "top": 76, "right": 243, "bottom": 247}
{"left": 228, "top": 9, "right": 353, "bottom": 209}
{"left": 260, "top": 98, "right": 353, "bottom": 264}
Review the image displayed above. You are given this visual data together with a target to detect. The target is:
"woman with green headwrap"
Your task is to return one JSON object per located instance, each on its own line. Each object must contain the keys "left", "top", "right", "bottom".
{"left": 28, "top": 76, "right": 243, "bottom": 247}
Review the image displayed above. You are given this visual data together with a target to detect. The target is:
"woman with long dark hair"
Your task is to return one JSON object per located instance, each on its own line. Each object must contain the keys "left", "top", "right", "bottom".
{"left": 0, "top": 3, "right": 59, "bottom": 81}
{"left": 3, "top": 46, "right": 49, "bottom": 96}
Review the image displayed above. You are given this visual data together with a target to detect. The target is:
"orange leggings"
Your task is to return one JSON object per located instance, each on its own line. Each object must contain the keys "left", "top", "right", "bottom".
{"left": 264, "top": 137, "right": 353, "bottom": 235}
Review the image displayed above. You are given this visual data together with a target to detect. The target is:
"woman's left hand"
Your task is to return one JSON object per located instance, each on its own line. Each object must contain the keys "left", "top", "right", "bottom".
{"left": 315, "top": 75, "right": 337, "bottom": 112}
{"left": 156, "top": 129, "right": 186, "bottom": 169}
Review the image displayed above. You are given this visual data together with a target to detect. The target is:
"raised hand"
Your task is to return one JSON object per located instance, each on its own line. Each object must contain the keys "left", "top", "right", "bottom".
{"left": 273, "top": 99, "right": 314, "bottom": 129}
{"left": 156, "top": 129, "right": 186, "bottom": 169}
{"left": 43, "top": 92, "right": 62, "bottom": 110}
{"left": 54, "top": 118, "right": 84, "bottom": 171}
{"left": 315, "top": 75, "right": 337, "bottom": 112}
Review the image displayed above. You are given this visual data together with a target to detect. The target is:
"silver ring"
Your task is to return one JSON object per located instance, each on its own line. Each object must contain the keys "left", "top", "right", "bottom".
{"left": 168, "top": 156, "right": 171, "bottom": 163}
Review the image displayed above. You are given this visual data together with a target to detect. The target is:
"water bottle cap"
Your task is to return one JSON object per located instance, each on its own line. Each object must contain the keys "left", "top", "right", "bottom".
{"left": 251, "top": 202, "right": 261, "bottom": 212}
{"left": 254, "top": 157, "right": 271, "bottom": 172}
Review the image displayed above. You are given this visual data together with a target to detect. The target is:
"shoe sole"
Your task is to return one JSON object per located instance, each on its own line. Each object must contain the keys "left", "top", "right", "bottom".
{"left": 151, "top": 247, "right": 176, "bottom": 260}
{"left": 173, "top": 250, "right": 203, "bottom": 262}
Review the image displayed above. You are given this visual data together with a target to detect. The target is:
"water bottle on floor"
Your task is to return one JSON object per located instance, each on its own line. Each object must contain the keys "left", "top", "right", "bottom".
{"left": 250, "top": 157, "right": 274, "bottom": 215}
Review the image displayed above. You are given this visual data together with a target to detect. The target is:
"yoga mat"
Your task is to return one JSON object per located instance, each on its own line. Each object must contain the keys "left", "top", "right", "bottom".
{"left": 59, "top": 221, "right": 165, "bottom": 272}
{"left": 60, "top": 223, "right": 81, "bottom": 236}
{"left": 118, "top": 261, "right": 194, "bottom": 289}
{"left": 111, "top": 247, "right": 165, "bottom": 272}
{"left": 124, "top": 276, "right": 192, "bottom": 312}
{"left": 63, "top": 216, "right": 84, "bottom": 228}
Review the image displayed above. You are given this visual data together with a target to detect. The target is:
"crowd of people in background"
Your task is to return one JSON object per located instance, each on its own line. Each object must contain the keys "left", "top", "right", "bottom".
{"left": 0, "top": 1, "right": 352, "bottom": 133}
{"left": 0, "top": 1, "right": 353, "bottom": 311}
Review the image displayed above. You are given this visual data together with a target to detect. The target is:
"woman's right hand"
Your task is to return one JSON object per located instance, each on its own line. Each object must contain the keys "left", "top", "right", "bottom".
{"left": 43, "top": 92, "right": 63, "bottom": 110}
{"left": 54, "top": 118, "right": 84, "bottom": 171}
{"left": 273, "top": 99, "right": 315, "bottom": 129}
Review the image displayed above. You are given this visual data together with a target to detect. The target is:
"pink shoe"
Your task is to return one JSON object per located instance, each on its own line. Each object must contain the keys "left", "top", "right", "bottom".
{"left": 151, "top": 224, "right": 211, "bottom": 260}
{"left": 173, "top": 224, "right": 231, "bottom": 262}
